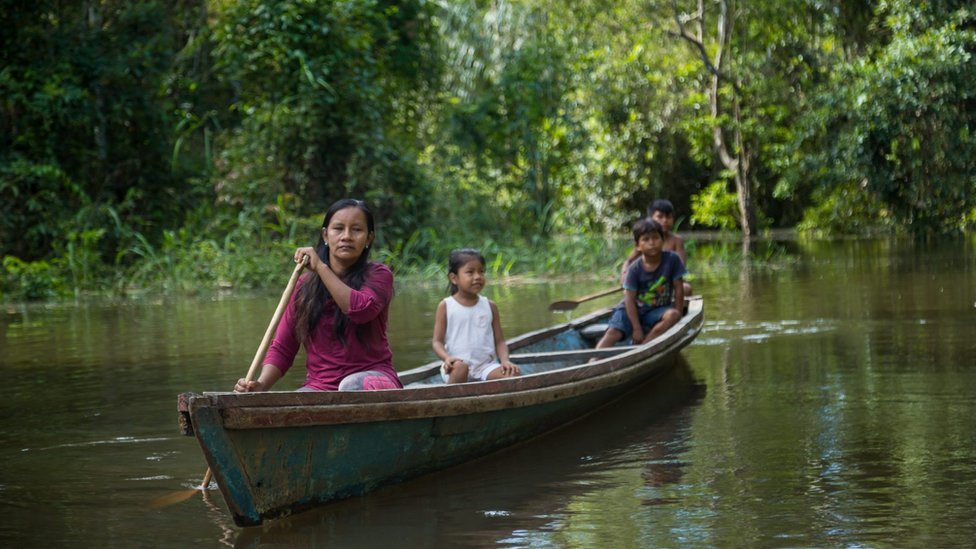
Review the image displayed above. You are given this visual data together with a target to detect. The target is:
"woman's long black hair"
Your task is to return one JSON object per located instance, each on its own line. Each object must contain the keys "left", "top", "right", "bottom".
{"left": 293, "top": 199, "right": 376, "bottom": 345}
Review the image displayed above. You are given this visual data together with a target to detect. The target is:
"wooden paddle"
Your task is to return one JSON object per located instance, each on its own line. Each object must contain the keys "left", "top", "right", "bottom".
{"left": 548, "top": 286, "right": 621, "bottom": 312}
{"left": 150, "top": 256, "right": 309, "bottom": 509}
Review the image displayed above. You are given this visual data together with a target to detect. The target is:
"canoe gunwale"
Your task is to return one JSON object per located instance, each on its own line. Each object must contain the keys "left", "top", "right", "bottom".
{"left": 212, "top": 323, "right": 700, "bottom": 430}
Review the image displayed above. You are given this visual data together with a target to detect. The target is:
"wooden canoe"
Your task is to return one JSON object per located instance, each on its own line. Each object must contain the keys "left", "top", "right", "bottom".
{"left": 177, "top": 297, "right": 704, "bottom": 526}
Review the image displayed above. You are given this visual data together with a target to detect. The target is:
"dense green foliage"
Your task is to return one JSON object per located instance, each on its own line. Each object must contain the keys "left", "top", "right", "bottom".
{"left": 2, "top": 0, "right": 974, "bottom": 300}
{"left": 783, "top": 0, "right": 976, "bottom": 233}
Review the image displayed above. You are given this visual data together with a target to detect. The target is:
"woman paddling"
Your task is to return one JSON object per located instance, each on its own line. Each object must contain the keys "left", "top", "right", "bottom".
{"left": 235, "top": 198, "right": 402, "bottom": 392}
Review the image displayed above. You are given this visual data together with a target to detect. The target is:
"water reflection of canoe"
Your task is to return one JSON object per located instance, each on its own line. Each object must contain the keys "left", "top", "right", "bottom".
{"left": 177, "top": 297, "right": 704, "bottom": 527}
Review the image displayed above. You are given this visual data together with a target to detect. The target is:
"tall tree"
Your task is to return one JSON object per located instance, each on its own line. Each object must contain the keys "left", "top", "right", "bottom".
{"left": 785, "top": 0, "right": 976, "bottom": 233}
{"left": 669, "top": 0, "right": 756, "bottom": 235}
{"left": 209, "top": 0, "right": 441, "bottom": 242}
{"left": 431, "top": 0, "right": 587, "bottom": 238}
{"left": 0, "top": 0, "right": 208, "bottom": 262}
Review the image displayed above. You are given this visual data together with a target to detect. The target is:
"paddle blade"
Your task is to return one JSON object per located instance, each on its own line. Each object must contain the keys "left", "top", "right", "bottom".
{"left": 548, "top": 300, "right": 579, "bottom": 312}
{"left": 549, "top": 287, "right": 620, "bottom": 312}
{"left": 147, "top": 488, "right": 200, "bottom": 509}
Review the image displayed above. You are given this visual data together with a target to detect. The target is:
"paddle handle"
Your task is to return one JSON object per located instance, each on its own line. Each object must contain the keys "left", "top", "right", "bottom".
{"left": 243, "top": 257, "right": 309, "bottom": 383}
{"left": 200, "top": 468, "right": 212, "bottom": 490}
{"left": 201, "top": 257, "right": 309, "bottom": 491}
{"left": 574, "top": 287, "right": 621, "bottom": 303}
{"left": 549, "top": 286, "right": 621, "bottom": 311}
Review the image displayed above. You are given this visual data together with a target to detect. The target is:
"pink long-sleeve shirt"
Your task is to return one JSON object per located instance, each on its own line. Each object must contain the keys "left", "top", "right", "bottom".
{"left": 264, "top": 262, "right": 401, "bottom": 391}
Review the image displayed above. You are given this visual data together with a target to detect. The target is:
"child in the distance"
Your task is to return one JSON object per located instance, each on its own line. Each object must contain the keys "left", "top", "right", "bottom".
{"left": 432, "top": 248, "right": 522, "bottom": 383}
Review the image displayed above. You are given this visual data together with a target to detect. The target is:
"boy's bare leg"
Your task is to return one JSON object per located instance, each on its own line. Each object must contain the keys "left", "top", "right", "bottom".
{"left": 640, "top": 309, "right": 682, "bottom": 343}
{"left": 596, "top": 328, "right": 624, "bottom": 348}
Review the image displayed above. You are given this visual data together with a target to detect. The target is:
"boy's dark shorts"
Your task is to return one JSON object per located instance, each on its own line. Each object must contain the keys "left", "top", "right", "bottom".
{"left": 606, "top": 305, "right": 671, "bottom": 341}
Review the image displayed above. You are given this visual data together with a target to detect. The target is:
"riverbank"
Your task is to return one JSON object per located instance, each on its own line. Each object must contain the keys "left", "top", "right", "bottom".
{"left": 0, "top": 233, "right": 625, "bottom": 302}
{"left": 5, "top": 227, "right": 927, "bottom": 304}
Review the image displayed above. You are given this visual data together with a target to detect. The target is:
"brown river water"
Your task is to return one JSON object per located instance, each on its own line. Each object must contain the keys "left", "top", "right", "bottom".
{"left": 1, "top": 236, "right": 974, "bottom": 547}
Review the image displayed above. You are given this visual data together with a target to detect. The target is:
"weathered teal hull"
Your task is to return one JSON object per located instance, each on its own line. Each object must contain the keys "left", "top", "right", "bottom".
{"left": 179, "top": 298, "right": 703, "bottom": 526}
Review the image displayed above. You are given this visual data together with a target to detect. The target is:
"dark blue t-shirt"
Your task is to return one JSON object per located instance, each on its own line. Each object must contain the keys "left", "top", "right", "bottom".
{"left": 622, "top": 251, "right": 687, "bottom": 310}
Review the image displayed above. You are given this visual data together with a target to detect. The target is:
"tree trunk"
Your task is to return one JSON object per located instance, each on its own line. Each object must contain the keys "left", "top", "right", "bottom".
{"left": 673, "top": 0, "right": 755, "bottom": 236}
{"left": 731, "top": 96, "right": 755, "bottom": 236}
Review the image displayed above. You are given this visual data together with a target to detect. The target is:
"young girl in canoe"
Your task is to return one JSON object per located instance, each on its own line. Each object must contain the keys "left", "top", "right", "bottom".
{"left": 432, "top": 248, "right": 521, "bottom": 383}
{"left": 235, "top": 198, "right": 402, "bottom": 392}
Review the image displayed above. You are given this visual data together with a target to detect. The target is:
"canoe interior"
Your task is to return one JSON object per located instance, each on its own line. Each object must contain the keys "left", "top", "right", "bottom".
{"left": 402, "top": 308, "right": 620, "bottom": 386}
{"left": 399, "top": 297, "right": 700, "bottom": 387}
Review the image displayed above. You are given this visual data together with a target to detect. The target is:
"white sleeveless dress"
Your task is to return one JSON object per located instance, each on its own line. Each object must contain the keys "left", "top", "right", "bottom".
{"left": 442, "top": 295, "right": 500, "bottom": 381}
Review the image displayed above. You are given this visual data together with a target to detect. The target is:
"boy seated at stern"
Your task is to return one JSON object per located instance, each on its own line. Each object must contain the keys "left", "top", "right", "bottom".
{"left": 597, "top": 218, "right": 686, "bottom": 348}
{"left": 619, "top": 198, "right": 691, "bottom": 296}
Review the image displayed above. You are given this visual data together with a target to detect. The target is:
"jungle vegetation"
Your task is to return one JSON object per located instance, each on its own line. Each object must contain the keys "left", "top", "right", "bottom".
{"left": 1, "top": 0, "right": 974, "bottom": 299}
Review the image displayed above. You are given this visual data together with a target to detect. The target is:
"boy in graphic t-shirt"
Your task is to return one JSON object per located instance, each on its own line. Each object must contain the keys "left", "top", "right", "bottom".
{"left": 597, "top": 218, "right": 687, "bottom": 347}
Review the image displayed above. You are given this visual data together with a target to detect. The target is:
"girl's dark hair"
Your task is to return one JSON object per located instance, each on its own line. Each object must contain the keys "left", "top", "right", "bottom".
{"left": 633, "top": 218, "right": 665, "bottom": 243}
{"left": 447, "top": 248, "right": 486, "bottom": 295}
{"left": 294, "top": 199, "right": 376, "bottom": 344}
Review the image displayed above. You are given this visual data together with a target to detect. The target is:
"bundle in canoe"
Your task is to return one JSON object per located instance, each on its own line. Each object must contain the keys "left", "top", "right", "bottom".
{"left": 177, "top": 297, "right": 704, "bottom": 526}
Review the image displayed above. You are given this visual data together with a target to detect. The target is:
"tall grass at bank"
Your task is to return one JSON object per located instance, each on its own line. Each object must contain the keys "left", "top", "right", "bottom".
{"left": 1, "top": 222, "right": 800, "bottom": 302}
{"left": 683, "top": 236, "right": 799, "bottom": 284}
{"left": 375, "top": 228, "right": 633, "bottom": 284}
{"left": 0, "top": 194, "right": 798, "bottom": 302}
